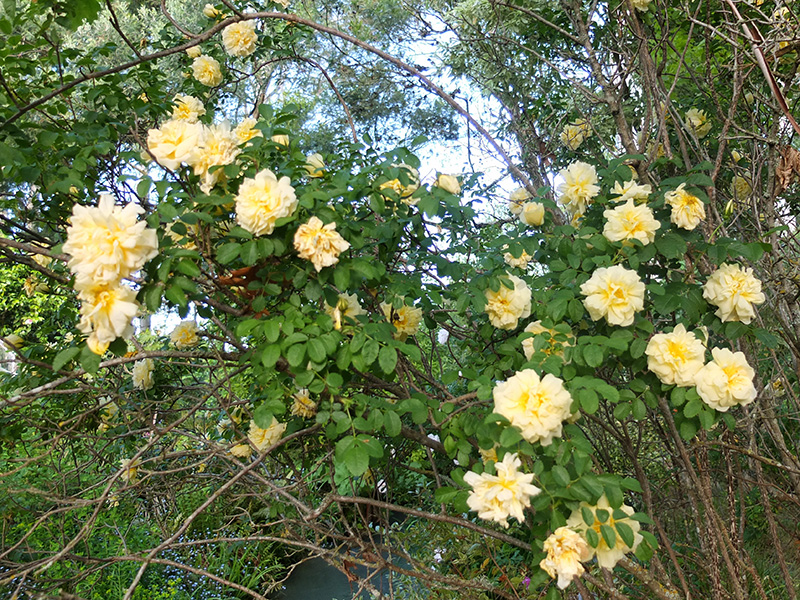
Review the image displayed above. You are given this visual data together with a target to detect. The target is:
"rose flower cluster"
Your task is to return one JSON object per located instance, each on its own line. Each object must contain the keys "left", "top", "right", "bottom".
{"left": 63, "top": 194, "right": 158, "bottom": 355}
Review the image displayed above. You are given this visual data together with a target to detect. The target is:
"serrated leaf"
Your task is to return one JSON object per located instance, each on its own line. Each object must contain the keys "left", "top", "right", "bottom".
{"left": 600, "top": 524, "right": 617, "bottom": 549}
{"left": 307, "top": 338, "right": 326, "bottom": 363}
{"left": 216, "top": 242, "right": 241, "bottom": 264}
{"left": 262, "top": 344, "right": 280, "bottom": 368}
{"left": 285, "top": 344, "right": 306, "bottom": 367}
{"left": 378, "top": 346, "right": 397, "bottom": 374}
{"left": 585, "top": 527, "right": 599, "bottom": 548}
{"left": 683, "top": 399, "right": 702, "bottom": 418}
{"left": 583, "top": 345, "right": 603, "bottom": 367}
{"left": 362, "top": 339, "right": 379, "bottom": 365}
{"left": 616, "top": 521, "right": 635, "bottom": 548}
{"left": 551, "top": 465, "right": 571, "bottom": 487}
{"left": 384, "top": 410, "right": 401, "bottom": 437}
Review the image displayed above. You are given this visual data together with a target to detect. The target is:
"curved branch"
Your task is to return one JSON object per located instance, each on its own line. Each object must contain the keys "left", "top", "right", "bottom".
{"left": 1, "top": 11, "right": 539, "bottom": 197}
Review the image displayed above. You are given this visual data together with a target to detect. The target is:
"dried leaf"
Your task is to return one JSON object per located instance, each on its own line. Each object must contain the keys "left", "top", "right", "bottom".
{"left": 776, "top": 146, "right": 800, "bottom": 195}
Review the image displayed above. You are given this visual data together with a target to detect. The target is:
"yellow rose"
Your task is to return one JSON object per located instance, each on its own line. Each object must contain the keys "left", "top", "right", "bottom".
{"left": 189, "top": 121, "right": 241, "bottom": 194}
{"left": 664, "top": 183, "right": 705, "bottom": 230}
{"left": 695, "top": 348, "right": 757, "bottom": 412}
{"left": 191, "top": 55, "right": 223, "bottom": 86}
{"left": 559, "top": 120, "right": 591, "bottom": 150}
{"left": 434, "top": 173, "right": 461, "bottom": 194}
{"left": 463, "top": 453, "right": 540, "bottom": 528}
{"left": 702, "top": 263, "right": 765, "bottom": 324}
{"left": 186, "top": 46, "right": 202, "bottom": 59}
{"left": 379, "top": 164, "right": 420, "bottom": 205}
{"left": 519, "top": 201, "right": 545, "bottom": 226}
{"left": 170, "top": 320, "right": 199, "bottom": 349}
{"left": 602, "top": 199, "right": 660, "bottom": 245}
{"left": 119, "top": 457, "right": 142, "bottom": 484}
{"left": 147, "top": 119, "right": 204, "bottom": 170}
{"left": 503, "top": 248, "right": 532, "bottom": 270}
{"left": 645, "top": 324, "right": 705, "bottom": 386}
{"left": 304, "top": 153, "right": 326, "bottom": 177}
{"left": 233, "top": 117, "right": 263, "bottom": 145}
{"left": 76, "top": 283, "right": 140, "bottom": 356}
{"left": 540, "top": 527, "right": 592, "bottom": 589}
{"left": 222, "top": 20, "right": 258, "bottom": 58}
{"left": 493, "top": 368, "right": 574, "bottom": 445}
{"left": 610, "top": 180, "right": 651, "bottom": 203}
{"left": 132, "top": 358, "right": 155, "bottom": 390}
{"left": 171, "top": 94, "right": 205, "bottom": 123}
{"left": 293, "top": 216, "right": 350, "bottom": 272}
{"left": 630, "top": 0, "right": 651, "bottom": 11}
{"left": 271, "top": 134, "right": 290, "bottom": 146}
{"left": 381, "top": 301, "right": 423, "bottom": 340}
{"left": 484, "top": 274, "right": 532, "bottom": 330}
{"left": 557, "top": 161, "right": 600, "bottom": 218}
{"left": 203, "top": 4, "right": 220, "bottom": 18}
{"left": 508, "top": 187, "right": 531, "bottom": 215}
{"left": 580, "top": 265, "right": 645, "bottom": 327}
{"left": 247, "top": 417, "right": 286, "bottom": 451}
{"left": 685, "top": 108, "right": 712, "bottom": 138}
{"left": 291, "top": 388, "right": 317, "bottom": 418}
{"left": 566, "top": 495, "right": 642, "bottom": 569}
{"left": 234, "top": 169, "right": 298, "bottom": 236}
{"left": 731, "top": 175, "right": 752, "bottom": 201}
{"left": 229, "top": 443, "right": 253, "bottom": 459}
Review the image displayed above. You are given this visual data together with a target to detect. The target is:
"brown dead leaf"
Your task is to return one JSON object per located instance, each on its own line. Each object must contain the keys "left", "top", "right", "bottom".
{"left": 776, "top": 146, "right": 800, "bottom": 195}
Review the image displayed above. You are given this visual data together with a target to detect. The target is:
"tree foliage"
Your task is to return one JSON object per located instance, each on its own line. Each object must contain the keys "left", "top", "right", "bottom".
{"left": 1, "top": 1, "right": 799, "bottom": 600}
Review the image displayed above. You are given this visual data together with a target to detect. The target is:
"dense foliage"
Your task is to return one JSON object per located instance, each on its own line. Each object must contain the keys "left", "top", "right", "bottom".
{"left": 1, "top": 1, "right": 799, "bottom": 600}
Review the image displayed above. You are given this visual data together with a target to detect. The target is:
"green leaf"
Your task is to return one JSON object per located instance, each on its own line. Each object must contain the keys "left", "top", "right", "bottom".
{"left": 499, "top": 426, "right": 523, "bottom": 447}
{"left": 679, "top": 419, "right": 698, "bottom": 440}
{"left": 683, "top": 399, "right": 702, "bottom": 418}
{"left": 378, "top": 346, "right": 397, "bottom": 374}
{"left": 605, "top": 484, "right": 624, "bottom": 508}
{"left": 551, "top": 465, "right": 571, "bottom": 487}
{"left": 600, "top": 524, "right": 617, "bottom": 549}
{"left": 165, "top": 284, "right": 187, "bottom": 308}
{"left": 336, "top": 437, "right": 370, "bottom": 476}
{"left": 362, "top": 339, "right": 379, "bottom": 365}
{"left": 383, "top": 410, "right": 401, "bottom": 437}
{"left": 253, "top": 403, "right": 275, "bottom": 430}
{"left": 400, "top": 397, "right": 427, "bottom": 425}
{"left": 656, "top": 232, "right": 687, "bottom": 259}
{"left": 583, "top": 344, "right": 603, "bottom": 367}
{"left": 216, "top": 243, "right": 241, "bottom": 265}
{"left": 264, "top": 319, "right": 281, "bottom": 343}
{"left": 3, "top": 0, "right": 16, "bottom": 20}
{"left": 629, "top": 337, "right": 647, "bottom": 359}
{"left": 79, "top": 345, "right": 101, "bottom": 374}
{"left": 261, "top": 344, "right": 280, "bottom": 368}
{"left": 307, "top": 338, "right": 326, "bottom": 363}
{"left": 577, "top": 388, "right": 599, "bottom": 414}
{"left": 285, "top": 344, "right": 306, "bottom": 367}
{"left": 585, "top": 527, "right": 599, "bottom": 548}
{"left": 241, "top": 241, "right": 259, "bottom": 266}
{"left": 616, "top": 521, "right": 635, "bottom": 548}
{"left": 544, "top": 586, "right": 561, "bottom": 600}
{"left": 53, "top": 347, "right": 80, "bottom": 372}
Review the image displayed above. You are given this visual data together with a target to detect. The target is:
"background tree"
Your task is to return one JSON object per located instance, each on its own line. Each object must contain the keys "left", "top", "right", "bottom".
{"left": 1, "top": 1, "right": 799, "bottom": 600}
